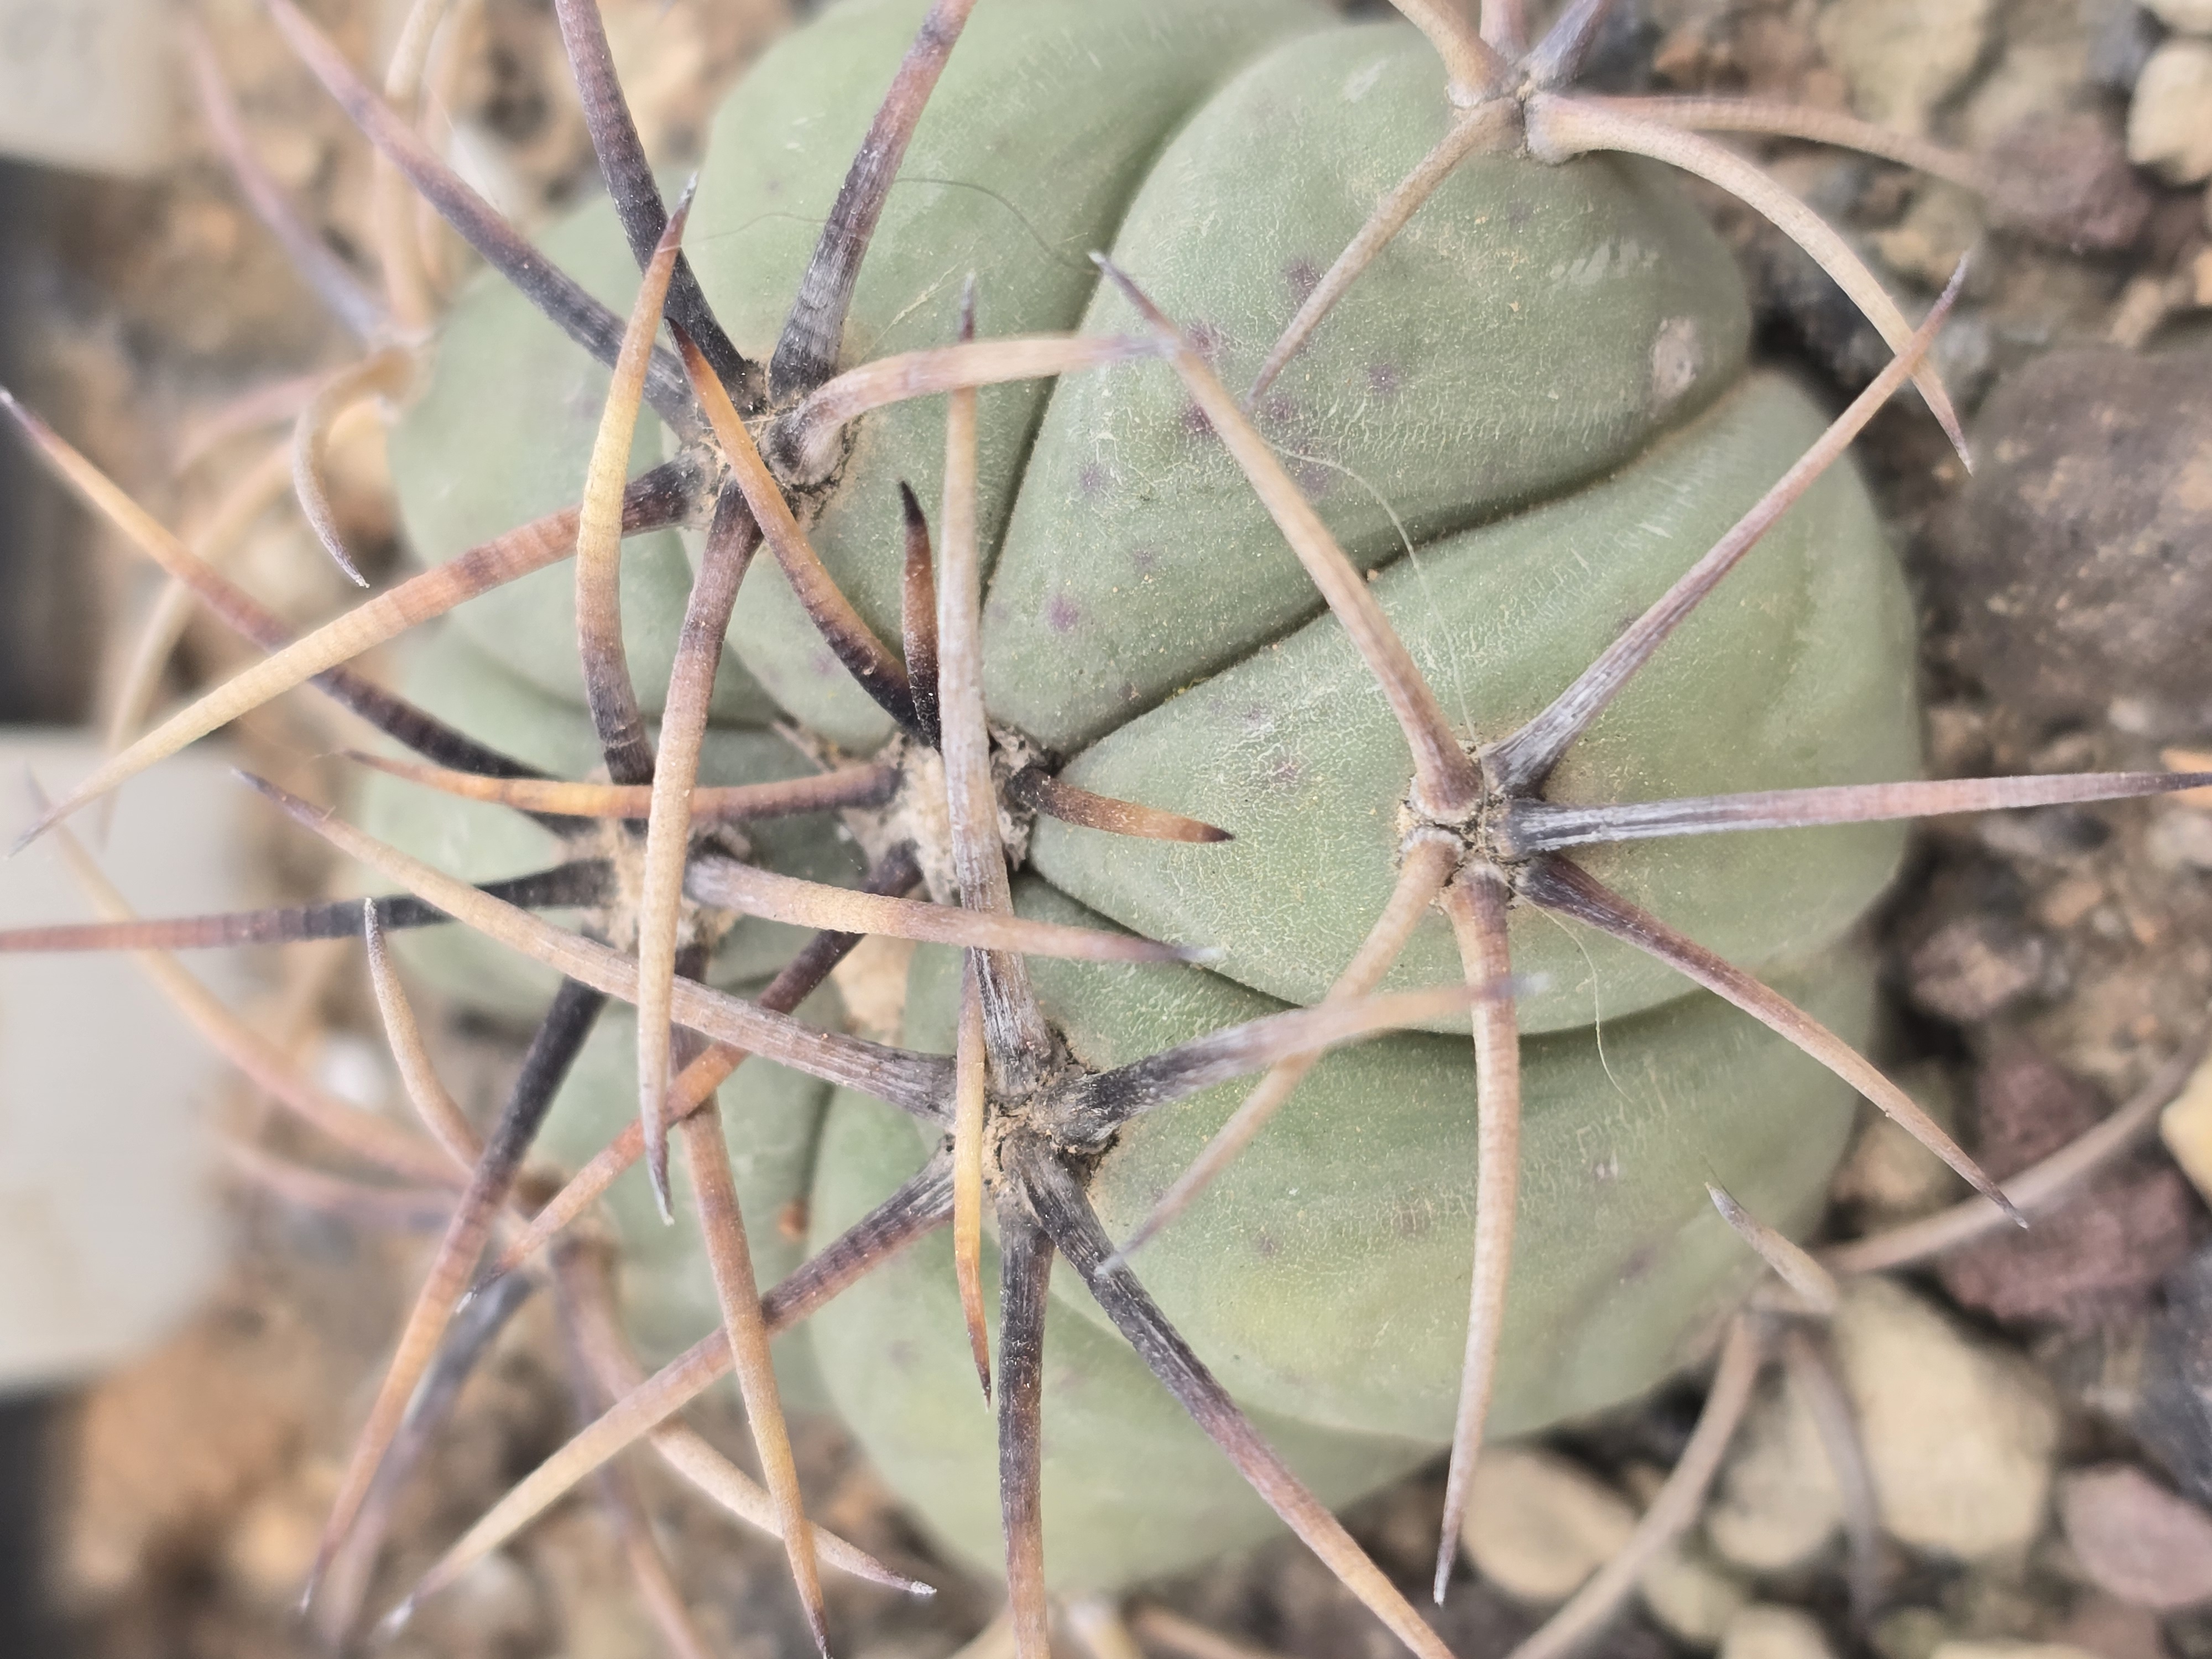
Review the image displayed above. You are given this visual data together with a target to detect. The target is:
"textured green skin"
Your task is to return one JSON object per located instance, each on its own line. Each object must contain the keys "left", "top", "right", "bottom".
{"left": 354, "top": 625, "right": 862, "bottom": 1022}
{"left": 378, "top": 0, "right": 1927, "bottom": 1597}
{"left": 806, "top": 879, "right": 1870, "bottom": 1590}
{"left": 389, "top": 204, "right": 777, "bottom": 726}
{"left": 1037, "top": 372, "right": 1919, "bottom": 1035}
{"left": 692, "top": 0, "right": 1334, "bottom": 749}
{"left": 390, "top": 2, "right": 1917, "bottom": 1029}
{"left": 979, "top": 26, "right": 1751, "bottom": 753}
{"left": 536, "top": 1004, "right": 838, "bottom": 1404}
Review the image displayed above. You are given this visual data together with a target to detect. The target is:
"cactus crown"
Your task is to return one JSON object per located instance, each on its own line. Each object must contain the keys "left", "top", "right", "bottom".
{"left": 1, "top": 2, "right": 2201, "bottom": 1655}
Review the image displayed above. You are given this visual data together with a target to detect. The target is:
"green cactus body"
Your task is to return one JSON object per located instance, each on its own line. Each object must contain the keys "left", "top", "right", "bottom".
{"left": 808, "top": 889, "right": 1869, "bottom": 1591}
{"left": 537, "top": 1003, "right": 838, "bottom": 1404}
{"left": 354, "top": 627, "right": 862, "bottom": 1020}
{"left": 380, "top": 0, "right": 1922, "bottom": 1595}
{"left": 387, "top": 205, "right": 776, "bottom": 727}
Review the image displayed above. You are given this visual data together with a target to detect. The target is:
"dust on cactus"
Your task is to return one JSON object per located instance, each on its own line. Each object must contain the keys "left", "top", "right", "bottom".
{"left": 1, "top": 1, "right": 2206, "bottom": 1656}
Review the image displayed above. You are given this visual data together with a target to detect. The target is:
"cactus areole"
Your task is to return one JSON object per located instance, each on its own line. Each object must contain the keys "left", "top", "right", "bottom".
{"left": 379, "top": 0, "right": 1918, "bottom": 1594}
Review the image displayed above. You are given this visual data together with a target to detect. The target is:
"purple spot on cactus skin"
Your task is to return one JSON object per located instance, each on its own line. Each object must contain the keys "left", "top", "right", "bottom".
{"left": 1077, "top": 461, "right": 1110, "bottom": 498}
{"left": 1619, "top": 1245, "right": 1656, "bottom": 1284}
{"left": 1046, "top": 595, "right": 1080, "bottom": 635}
{"left": 1186, "top": 320, "right": 1227, "bottom": 363}
{"left": 811, "top": 649, "right": 840, "bottom": 679}
{"left": 1368, "top": 362, "right": 1401, "bottom": 399}
{"left": 1284, "top": 259, "right": 1321, "bottom": 305}
{"left": 1181, "top": 401, "right": 1215, "bottom": 441}
{"left": 1252, "top": 1230, "right": 1280, "bottom": 1260}
{"left": 1267, "top": 755, "right": 1303, "bottom": 792}
{"left": 1126, "top": 546, "right": 1160, "bottom": 575}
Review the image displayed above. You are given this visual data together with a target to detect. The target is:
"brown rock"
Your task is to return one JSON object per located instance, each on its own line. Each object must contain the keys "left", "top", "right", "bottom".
{"left": 1968, "top": 1042, "right": 2102, "bottom": 1175}
{"left": 1934, "top": 347, "right": 2212, "bottom": 733}
{"left": 2060, "top": 1464, "right": 2212, "bottom": 1610}
{"left": 1937, "top": 1166, "right": 2197, "bottom": 1327}
{"left": 1985, "top": 114, "right": 2155, "bottom": 253}
{"left": 1937, "top": 1045, "right": 2198, "bottom": 1328}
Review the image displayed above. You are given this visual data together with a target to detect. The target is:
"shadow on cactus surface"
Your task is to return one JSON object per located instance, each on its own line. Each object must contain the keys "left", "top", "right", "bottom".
{"left": 4, "top": 1, "right": 2208, "bottom": 1655}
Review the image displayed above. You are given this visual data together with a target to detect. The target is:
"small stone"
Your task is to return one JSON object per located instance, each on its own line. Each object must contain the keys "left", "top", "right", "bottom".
{"left": 2148, "top": 808, "right": 2212, "bottom": 873}
{"left": 2107, "top": 274, "right": 2178, "bottom": 352}
{"left": 2162, "top": 1050, "right": 2212, "bottom": 1204}
{"left": 413, "top": 1551, "right": 546, "bottom": 1656}
{"left": 1961, "top": 19, "right": 2096, "bottom": 153}
{"left": 1940, "top": 1161, "right": 2195, "bottom": 1329}
{"left": 1874, "top": 183, "right": 1986, "bottom": 287}
{"left": 1832, "top": 1063, "right": 1967, "bottom": 1220}
{"left": 2035, "top": 875, "right": 2106, "bottom": 931}
{"left": 1720, "top": 1605, "right": 1834, "bottom": 1659}
{"left": 1984, "top": 114, "right": 2154, "bottom": 253}
{"left": 1831, "top": 1278, "right": 2060, "bottom": 1560}
{"left": 2129, "top": 41, "right": 2212, "bottom": 185}
{"left": 1817, "top": 0, "right": 1997, "bottom": 135}
{"left": 2051, "top": 1592, "right": 2167, "bottom": 1659}
{"left": 1834, "top": 1116, "right": 1969, "bottom": 1219}
{"left": 219, "top": 1481, "right": 329, "bottom": 1604}
{"left": 1906, "top": 915, "right": 2050, "bottom": 1023}
{"left": 1707, "top": 1370, "right": 1843, "bottom": 1573}
{"left": 1932, "top": 346, "right": 2212, "bottom": 731}
{"left": 2059, "top": 1464, "right": 2212, "bottom": 1611}
{"left": 2147, "top": 0, "right": 2212, "bottom": 37}
{"left": 1937, "top": 1044, "right": 2196, "bottom": 1329}
{"left": 1462, "top": 1447, "right": 1637, "bottom": 1604}
{"left": 1874, "top": 1606, "right": 1952, "bottom": 1659}
{"left": 1640, "top": 1540, "right": 1750, "bottom": 1648}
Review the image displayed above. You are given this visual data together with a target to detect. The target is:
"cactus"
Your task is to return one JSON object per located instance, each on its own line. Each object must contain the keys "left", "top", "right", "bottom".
{"left": 1, "top": 1, "right": 2203, "bottom": 1654}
